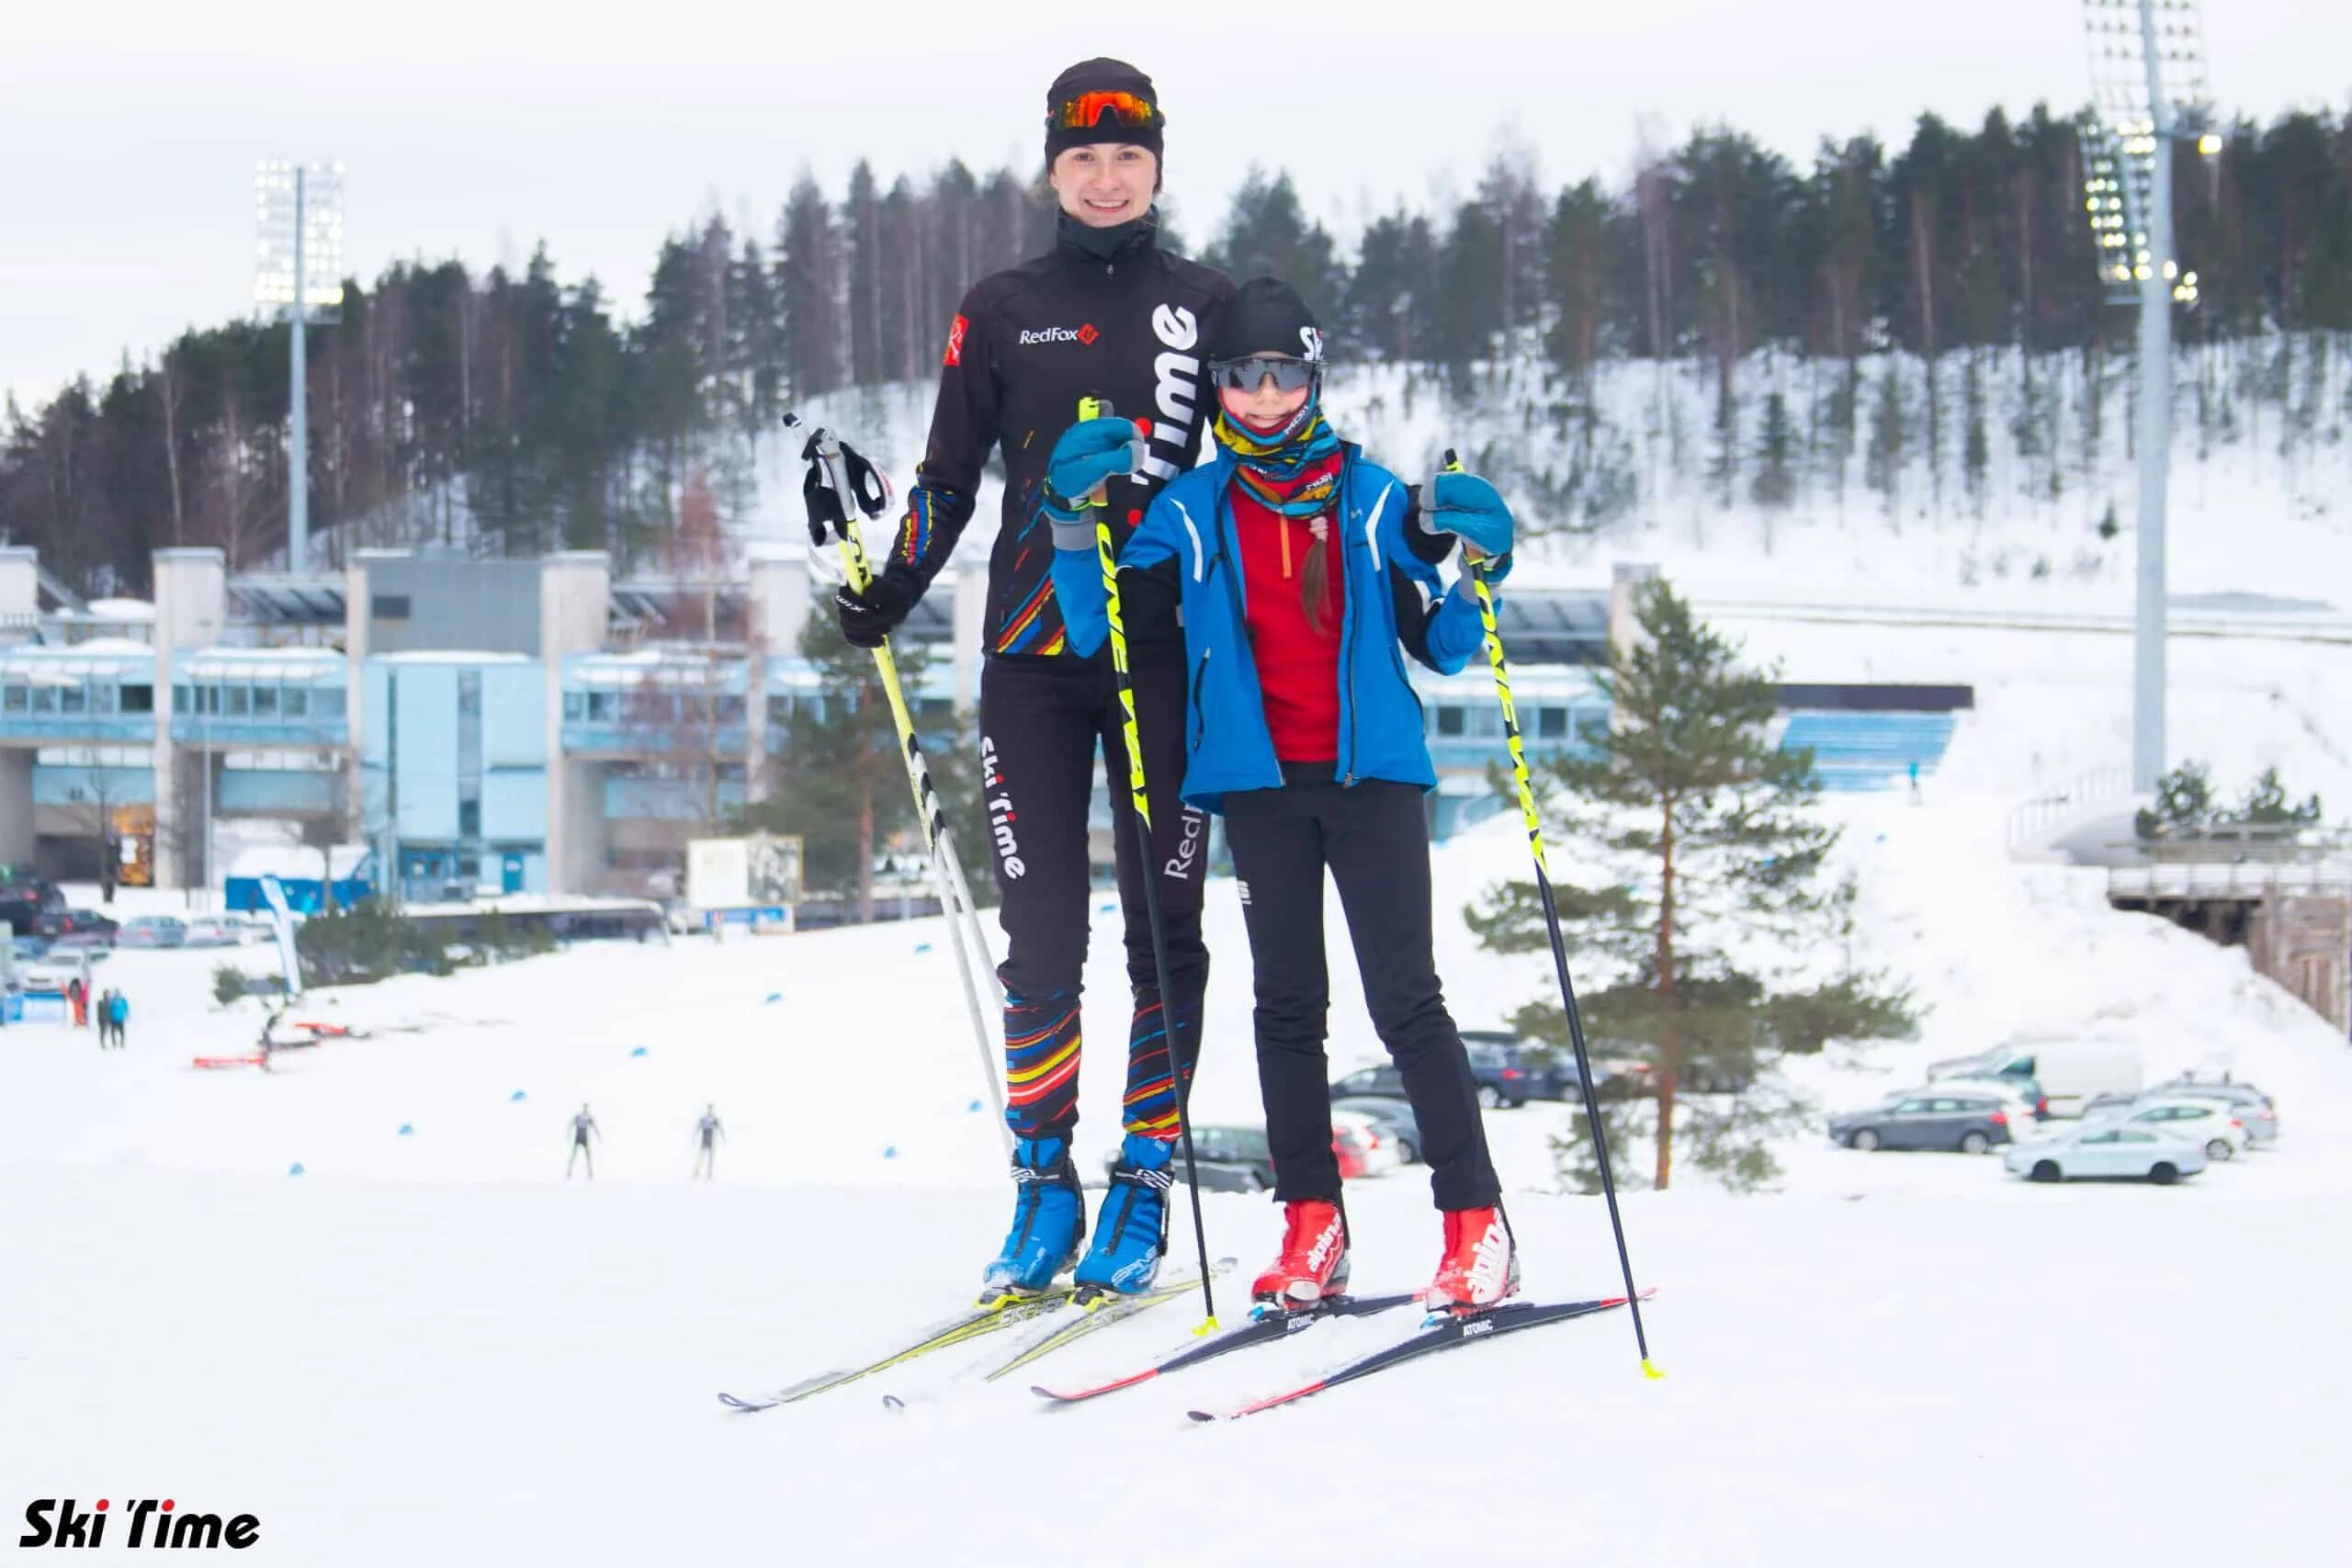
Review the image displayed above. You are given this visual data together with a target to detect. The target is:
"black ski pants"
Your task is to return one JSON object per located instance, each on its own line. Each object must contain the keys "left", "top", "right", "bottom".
{"left": 1224, "top": 777, "right": 1499, "bottom": 1213}
{"left": 979, "top": 648, "right": 1208, "bottom": 1138}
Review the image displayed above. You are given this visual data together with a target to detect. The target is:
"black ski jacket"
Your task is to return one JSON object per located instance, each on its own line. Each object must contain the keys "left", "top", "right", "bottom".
{"left": 887, "top": 217, "right": 1233, "bottom": 659}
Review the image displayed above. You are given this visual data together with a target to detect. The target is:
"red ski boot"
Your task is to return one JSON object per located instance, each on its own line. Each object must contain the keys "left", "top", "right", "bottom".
{"left": 1250, "top": 1199, "right": 1351, "bottom": 1310}
{"left": 1426, "top": 1206, "right": 1520, "bottom": 1314}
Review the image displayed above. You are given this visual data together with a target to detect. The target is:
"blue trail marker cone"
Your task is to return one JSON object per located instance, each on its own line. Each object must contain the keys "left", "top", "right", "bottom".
{"left": 397, "top": 1123, "right": 414, "bottom": 1137}
{"left": 968, "top": 1100, "right": 983, "bottom": 1113}
{"left": 510, "top": 1089, "right": 527, "bottom": 1102}
{"left": 914, "top": 942, "right": 933, "bottom": 954}
{"left": 765, "top": 992, "right": 784, "bottom": 1005}
{"left": 882, "top": 1145, "right": 899, "bottom": 1160}
{"left": 288, "top": 1162, "right": 306, "bottom": 1177}
{"left": 629, "top": 1045, "right": 649, "bottom": 1058}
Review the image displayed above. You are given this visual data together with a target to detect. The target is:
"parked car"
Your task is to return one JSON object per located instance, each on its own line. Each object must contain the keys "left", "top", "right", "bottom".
{"left": 1334, "top": 1095, "right": 1422, "bottom": 1164}
{"left": 9, "top": 934, "right": 52, "bottom": 964}
{"left": 40, "top": 908, "right": 119, "bottom": 945}
{"left": 1119, "top": 1126, "right": 1275, "bottom": 1194}
{"left": 1458, "top": 1031, "right": 1579, "bottom": 1100}
{"left": 2005, "top": 1123, "right": 2208, "bottom": 1184}
{"left": 2142, "top": 1077, "right": 2277, "bottom": 1143}
{"left": 0, "top": 874, "right": 66, "bottom": 941}
{"left": 1928, "top": 1038, "right": 2142, "bottom": 1116}
{"left": 182, "top": 915, "right": 243, "bottom": 948}
{"left": 1828, "top": 1089, "right": 2018, "bottom": 1154}
{"left": 1329, "top": 1108, "right": 1400, "bottom": 1176}
{"left": 116, "top": 915, "right": 189, "bottom": 950}
{"left": 1934, "top": 1074, "right": 2050, "bottom": 1123}
{"left": 2120, "top": 1097, "right": 2250, "bottom": 1161}
{"left": 1328, "top": 1113, "right": 1382, "bottom": 1179}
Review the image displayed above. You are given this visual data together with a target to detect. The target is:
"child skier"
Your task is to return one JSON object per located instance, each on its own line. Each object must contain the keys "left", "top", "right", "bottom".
{"left": 1049, "top": 277, "right": 1522, "bottom": 1313}
{"left": 693, "top": 1104, "right": 724, "bottom": 1180}
{"left": 566, "top": 1104, "right": 600, "bottom": 1180}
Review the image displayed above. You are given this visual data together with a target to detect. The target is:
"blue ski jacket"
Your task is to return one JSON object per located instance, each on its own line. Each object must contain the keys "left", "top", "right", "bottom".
{"left": 1049, "top": 443, "right": 1508, "bottom": 812}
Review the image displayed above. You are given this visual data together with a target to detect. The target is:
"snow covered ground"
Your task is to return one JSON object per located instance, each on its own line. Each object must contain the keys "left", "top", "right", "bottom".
{"left": 7, "top": 599, "right": 2352, "bottom": 1561}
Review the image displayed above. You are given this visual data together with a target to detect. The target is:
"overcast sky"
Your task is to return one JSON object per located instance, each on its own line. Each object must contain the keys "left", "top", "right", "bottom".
{"left": 4, "top": 0, "right": 2346, "bottom": 412}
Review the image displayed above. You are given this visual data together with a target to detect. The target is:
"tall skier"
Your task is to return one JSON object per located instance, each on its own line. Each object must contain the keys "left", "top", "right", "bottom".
{"left": 831, "top": 58, "right": 1234, "bottom": 1300}
{"left": 1050, "top": 279, "right": 1524, "bottom": 1313}
{"left": 566, "top": 1103, "right": 600, "bottom": 1180}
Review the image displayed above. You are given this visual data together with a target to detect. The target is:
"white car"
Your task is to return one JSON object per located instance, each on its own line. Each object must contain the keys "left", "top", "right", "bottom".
{"left": 2004, "top": 1123, "right": 2208, "bottom": 1185}
{"left": 1329, "top": 1108, "right": 1403, "bottom": 1175}
{"left": 182, "top": 916, "right": 243, "bottom": 948}
{"left": 2120, "top": 1097, "right": 2251, "bottom": 1161}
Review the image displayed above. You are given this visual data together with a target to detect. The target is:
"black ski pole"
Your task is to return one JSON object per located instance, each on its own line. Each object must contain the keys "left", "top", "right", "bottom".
{"left": 1080, "top": 394, "right": 1218, "bottom": 1334}
{"left": 1444, "top": 447, "right": 1662, "bottom": 1379}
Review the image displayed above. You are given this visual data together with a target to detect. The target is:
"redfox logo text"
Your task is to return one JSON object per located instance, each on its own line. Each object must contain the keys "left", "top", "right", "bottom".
{"left": 21, "top": 1498, "right": 261, "bottom": 1550}
{"left": 1016, "top": 323, "right": 1098, "bottom": 346}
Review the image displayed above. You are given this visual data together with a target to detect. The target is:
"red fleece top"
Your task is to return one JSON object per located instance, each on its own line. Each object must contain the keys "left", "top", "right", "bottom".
{"left": 1230, "top": 457, "right": 1345, "bottom": 763}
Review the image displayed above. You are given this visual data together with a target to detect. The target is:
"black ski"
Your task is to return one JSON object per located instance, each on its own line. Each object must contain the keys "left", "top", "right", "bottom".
{"left": 1031, "top": 1292, "right": 1420, "bottom": 1405}
{"left": 1187, "top": 1290, "right": 1656, "bottom": 1422}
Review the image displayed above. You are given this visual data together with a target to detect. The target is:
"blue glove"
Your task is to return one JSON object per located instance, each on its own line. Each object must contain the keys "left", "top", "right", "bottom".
{"left": 1042, "top": 416, "right": 1143, "bottom": 521}
{"left": 1420, "top": 471, "right": 1515, "bottom": 559}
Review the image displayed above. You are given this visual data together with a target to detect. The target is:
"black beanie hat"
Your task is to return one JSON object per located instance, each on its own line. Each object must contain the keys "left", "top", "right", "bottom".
{"left": 1045, "top": 58, "right": 1164, "bottom": 165}
{"left": 1207, "top": 276, "right": 1326, "bottom": 367}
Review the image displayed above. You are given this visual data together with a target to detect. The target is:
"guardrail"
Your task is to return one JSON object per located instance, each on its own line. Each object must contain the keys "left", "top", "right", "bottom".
{"left": 2108, "top": 861, "right": 2352, "bottom": 900}
{"left": 2006, "top": 767, "right": 2134, "bottom": 854}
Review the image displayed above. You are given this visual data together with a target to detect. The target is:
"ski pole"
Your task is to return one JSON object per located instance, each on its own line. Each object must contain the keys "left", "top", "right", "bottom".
{"left": 787, "top": 412, "right": 1011, "bottom": 1156}
{"left": 1444, "top": 447, "right": 1662, "bottom": 1380}
{"left": 1080, "top": 394, "right": 1218, "bottom": 1334}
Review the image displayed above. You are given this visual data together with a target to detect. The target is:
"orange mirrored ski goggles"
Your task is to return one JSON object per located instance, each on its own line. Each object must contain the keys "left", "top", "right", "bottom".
{"left": 1049, "top": 90, "right": 1160, "bottom": 132}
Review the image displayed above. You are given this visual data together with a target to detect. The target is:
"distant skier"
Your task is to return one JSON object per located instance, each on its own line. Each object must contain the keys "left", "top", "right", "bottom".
{"left": 106, "top": 990, "right": 129, "bottom": 1050}
{"left": 566, "top": 1104, "right": 600, "bottom": 1180}
{"left": 93, "top": 987, "right": 113, "bottom": 1048}
{"left": 693, "top": 1104, "right": 725, "bottom": 1180}
{"left": 67, "top": 976, "right": 87, "bottom": 1030}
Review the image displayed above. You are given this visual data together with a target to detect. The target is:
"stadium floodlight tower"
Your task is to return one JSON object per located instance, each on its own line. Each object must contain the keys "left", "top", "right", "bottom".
{"left": 254, "top": 161, "right": 345, "bottom": 572}
{"left": 2078, "top": 1, "right": 2219, "bottom": 793}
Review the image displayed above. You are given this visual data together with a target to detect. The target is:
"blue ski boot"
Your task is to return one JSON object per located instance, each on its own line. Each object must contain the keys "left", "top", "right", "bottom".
{"left": 1073, "top": 1133, "right": 1175, "bottom": 1295}
{"left": 980, "top": 1134, "right": 1085, "bottom": 1298}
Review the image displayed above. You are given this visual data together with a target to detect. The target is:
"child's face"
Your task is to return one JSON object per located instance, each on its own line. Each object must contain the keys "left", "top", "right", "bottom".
{"left": 1218, "top": 366, "right": 1311, "bottom": 432}
{"left": 1050, "top": 144, "right": 1158, "bottom": 227}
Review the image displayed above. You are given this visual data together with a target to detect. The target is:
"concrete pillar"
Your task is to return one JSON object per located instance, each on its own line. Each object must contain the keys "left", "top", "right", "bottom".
{"left": 539, "top": 554, "right": 611, "bottom": 895}
{"left": 1608, "top": 562, "right": 1660, "bottom": 668}
{"left": 0, "top": 546, "right": 36, "bottom": 644}
{"left": 344, "top": 553, "right": 377, "bottom": 877}
{"left": 150, "top": 549, "right": 226, "bottom": 892}
{"left": 0, "top": 751, "right": 31, "bottom": 867}
{"left": 951, "top": 566, "right": 986, "bottom": 715}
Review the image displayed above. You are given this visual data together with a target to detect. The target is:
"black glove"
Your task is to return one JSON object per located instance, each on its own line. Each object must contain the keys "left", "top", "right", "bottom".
{"left": 835, "top": 565, "right": 923, "bottom": 649}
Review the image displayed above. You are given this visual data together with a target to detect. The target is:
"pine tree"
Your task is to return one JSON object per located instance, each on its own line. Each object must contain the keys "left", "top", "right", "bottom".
{"left": 1865, "top": 358, "right": 1910, "bottom": 521}
{"left": 1751, "top": 390, "right": 1796, "bottom": 513}
{"left": 778, "top": 175, "right": 843, "bottom": 399}
{"left": 1465, "top": 581, "right": 1915, "bottom": 1191}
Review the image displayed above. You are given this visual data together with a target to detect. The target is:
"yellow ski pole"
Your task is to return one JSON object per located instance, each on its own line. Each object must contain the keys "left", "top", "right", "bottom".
{"left": 788, "top": 413, "right": 1010, "bottom": 1156}
{"left": 1080, "top": 394, "right": 1217, "bottom": 1334}
{"left": 1445, "top": 447, "right": 1662, "bottom": 1379}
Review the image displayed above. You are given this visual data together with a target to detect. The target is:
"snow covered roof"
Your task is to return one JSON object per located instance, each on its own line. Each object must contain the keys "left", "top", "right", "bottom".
{"left": 372, "top": 651, "right": 533, "bottom": 666}
{"left": 225, "top": 842, "right": 372, "bottom": 879}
